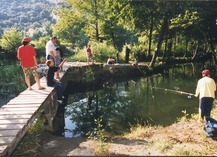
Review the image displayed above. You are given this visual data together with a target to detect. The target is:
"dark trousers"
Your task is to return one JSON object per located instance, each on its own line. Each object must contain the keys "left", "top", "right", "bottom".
{"left": 199, "top": 97, "right": 214, "bottom": 119}
{"left": 53, "top": 81, "right": 64, "bottom": 100}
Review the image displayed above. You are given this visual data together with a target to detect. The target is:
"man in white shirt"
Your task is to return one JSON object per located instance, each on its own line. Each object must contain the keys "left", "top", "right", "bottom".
{"left": 46, "top": 37, "right": 57, "bottom": 62}
{"left": 195, "top": 69, "right": 216, "bottom": 122}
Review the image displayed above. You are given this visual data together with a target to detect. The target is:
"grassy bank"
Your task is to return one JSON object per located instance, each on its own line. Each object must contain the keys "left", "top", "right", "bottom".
{"left": 13, "top": 101, "right": 217, "bottom": 156}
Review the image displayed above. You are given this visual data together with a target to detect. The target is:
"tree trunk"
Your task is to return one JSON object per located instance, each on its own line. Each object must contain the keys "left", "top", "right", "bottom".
{"left": 149, "top": 16, "right": 168, "bottom": 68}
{"left": 192, "top": 41, "right": 199, "bottom": 60}
{"left": 183, "top": 38, "right": 189, "bottom": 58}
{"left": 94, "top": 0, "right": 99, "bottom": 41}
{"left": 162, "top": 30, "right": 168, "bottom": 62}
{"left": 148, "top": 14, "right": 154, "bottom": 59}
{"left": 111, "top": 32, "right": 116, "bottom": 49}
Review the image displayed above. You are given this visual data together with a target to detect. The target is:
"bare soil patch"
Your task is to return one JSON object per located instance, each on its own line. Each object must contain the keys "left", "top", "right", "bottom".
{"left": 13, "top": 119, "right": 217, "bottom": 156}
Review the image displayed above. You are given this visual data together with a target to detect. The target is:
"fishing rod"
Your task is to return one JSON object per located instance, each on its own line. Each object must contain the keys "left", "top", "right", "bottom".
{"left": 136, "top": 65, "right": 144, "bottom": 74}
{"left": 132, "top": 62, "right": 146, "bottom": 75}
{"left": 152, "top": 87, "right": 194, "bottom": 96}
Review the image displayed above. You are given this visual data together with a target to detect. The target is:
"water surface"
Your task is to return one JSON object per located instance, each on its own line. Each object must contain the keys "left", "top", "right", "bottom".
{"left": 63, "top": 64, "right": 201, "bottom": 137}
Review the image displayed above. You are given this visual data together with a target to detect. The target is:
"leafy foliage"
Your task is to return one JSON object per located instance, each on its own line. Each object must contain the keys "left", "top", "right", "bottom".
{"left": 68, "top": 41, "right": 121, "bottom": 63}
{"left": 52, "top": 7, "right": 87, "bottom": 47}
{"left": 87, "top": 118, "right": 109, "bottom": 156}
{"left": 1, "top": 0, "right": 217, "bottom": 67}
{"left": 0, "top": 28, "right": 22, "bottom": 56}
{"left": 0, "top": 0, "right": 56, "bottom": 33}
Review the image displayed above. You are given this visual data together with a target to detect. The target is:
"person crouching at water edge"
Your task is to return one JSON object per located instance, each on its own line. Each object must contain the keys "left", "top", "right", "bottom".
{"left": 194, "top": 69, "right": 216, "bottom": 122}
{"left": 46, "top": 58, "right": 67, "bottom": 104}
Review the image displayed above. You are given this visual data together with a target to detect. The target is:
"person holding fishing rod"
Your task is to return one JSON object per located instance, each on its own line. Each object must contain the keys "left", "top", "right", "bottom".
{"left": 194, "top": 69, "right": 216, "bottom": 122}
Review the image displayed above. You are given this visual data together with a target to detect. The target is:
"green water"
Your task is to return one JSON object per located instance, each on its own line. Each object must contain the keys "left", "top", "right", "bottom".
{"left": 63, "top": 64, "right": 203, "bottom": 137}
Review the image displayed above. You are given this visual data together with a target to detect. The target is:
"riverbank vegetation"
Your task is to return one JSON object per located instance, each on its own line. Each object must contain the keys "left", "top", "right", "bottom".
{"left": 1, "top": 1, "right": 217, "bottom": 65}
{"left": 13, "top": 102, "right": 217, "bottom": 156}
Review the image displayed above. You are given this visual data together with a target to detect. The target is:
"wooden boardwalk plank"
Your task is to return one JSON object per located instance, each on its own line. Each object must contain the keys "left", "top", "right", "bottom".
{"left": 0, "top": 124, "right": 24, "bottom": 130}
{"left": 11, "top": 94, "right": 47, "bottom": 98}
{"left": 0, "top": 115, "right": 32, "bottom": 120}
{"left": 12, "top": 96, "right": 47, "bottom": 99}
{"left": 0, "top": 137, "right": 15, "bottom": 145}
{"left": 0, "top": 107, "right": 38, "bottom": 111}
{"left": 0, "top": 130, "right": 19, "bottom": 136}
{"left": 2, "top": 104, "right": 40, "bottom": 108}
{"left": 9, "top": 95, "right": 47, "bottom": 98}
{"left": 0, "top": 63, "right": 71, "bottom": 156}
{"left": 0, "top": 110, "right": 35, "bottom": 115}
{"left": 19, "top": 88, "right": 54, "bottom": 96}
{"left": 0, "top": 119, "right": 29, "bottom": 124}
{"left": 0, "top": 145, "right": 7, "bottom": 154}
{"left": 8, "top": 98, "right": 47, "bottom": 102}
{"left": 7, "top": 100, "right": 45, "bottom": 104}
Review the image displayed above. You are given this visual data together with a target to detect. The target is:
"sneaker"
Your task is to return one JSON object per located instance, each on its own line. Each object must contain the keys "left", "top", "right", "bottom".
{"left": 57, "top": 100, "right": 62, "bottom": 104}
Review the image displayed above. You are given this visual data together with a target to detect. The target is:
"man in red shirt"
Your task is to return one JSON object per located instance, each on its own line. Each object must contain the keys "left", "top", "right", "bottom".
{"left": 17, "top": 37, "right": 45, "bottom": 90}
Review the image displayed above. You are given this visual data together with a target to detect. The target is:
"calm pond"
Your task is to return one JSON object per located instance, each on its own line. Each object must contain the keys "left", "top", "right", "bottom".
{"left": 62, "top": 64, "right": 207, "bottom": 138}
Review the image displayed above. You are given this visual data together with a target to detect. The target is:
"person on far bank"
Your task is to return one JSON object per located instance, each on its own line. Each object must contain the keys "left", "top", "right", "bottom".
{"left": 86, "top": 44, "right": 94, "bottom": 65}
{"left": 107, "top": 56, "right": 115, "bottom": 64}
{"left": 17, "top": 37, "right": 45, "bottom": 90}
{"left": 194, "top": 69, "right": 216, "bottom": 122}
{"left": 46, "top": 58, "right": 67, "bottom": 104}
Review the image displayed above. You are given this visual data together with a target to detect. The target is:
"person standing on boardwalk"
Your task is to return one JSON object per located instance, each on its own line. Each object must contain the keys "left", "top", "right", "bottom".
{"left": 86, "top": 44, "right": 94, "bottom": 65}
{"left": 46, "top": 36, "right": 57, "bottom": 62}
{"left": 46, "top": 36, "right": 58, "bottom": 78}
{"left": 56, "top": 47, "right": 63, "bottom": 62}
{"left": 54, "top": 47, "right": 62, "bottom": 80}
{"left": 17, "top": 37, "right": 45, "bottom": 90}
{"left": 46, "top": 58, "right": 67, "bottom": 103}
{"left": 195, "top": 69, "right": 216, "bottom": 122}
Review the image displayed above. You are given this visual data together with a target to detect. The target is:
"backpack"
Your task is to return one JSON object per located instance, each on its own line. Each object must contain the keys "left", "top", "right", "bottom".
{"left": 204, "top": 117, "right": 217, "bottom": 139}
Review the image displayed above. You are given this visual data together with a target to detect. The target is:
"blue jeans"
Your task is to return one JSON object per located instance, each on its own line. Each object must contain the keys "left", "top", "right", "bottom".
{"left": 199, "top": 97, "right": 214, "bottom": 119}
{"left": 53, "top": 81, "right": 64, "bottom": 100}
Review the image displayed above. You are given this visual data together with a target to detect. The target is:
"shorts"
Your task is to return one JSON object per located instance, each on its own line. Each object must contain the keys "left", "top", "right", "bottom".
{"left": 87, "top": 53, "right": 93, "bottom": 60}
{"left": 22, "top": 66, "right": 38, "bottom": 77}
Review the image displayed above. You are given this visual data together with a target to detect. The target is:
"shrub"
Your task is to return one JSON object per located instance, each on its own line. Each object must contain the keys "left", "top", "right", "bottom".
{"left": 68, "top": 41, "right": 123, "bottom": 63}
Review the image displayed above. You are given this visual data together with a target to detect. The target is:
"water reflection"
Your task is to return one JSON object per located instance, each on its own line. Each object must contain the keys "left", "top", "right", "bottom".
{"left": 47, "top": 63, "right": 217, "bottom": 138}
{"left": 59, "top": 65, "right": 201, "bottom": 138}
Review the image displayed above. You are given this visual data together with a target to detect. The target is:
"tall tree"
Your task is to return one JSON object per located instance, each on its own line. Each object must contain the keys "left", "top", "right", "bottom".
{"left": 53, "top": 7, "right": 87, "bottom": 46}
{"left": 0, "top": 28, "right": 22, "bottom": 56}
{"left": 67, "top": 0, "right": 105, "bottom": 42}
{"left": 101, "top": 0, "right": 135, "bottom": 51}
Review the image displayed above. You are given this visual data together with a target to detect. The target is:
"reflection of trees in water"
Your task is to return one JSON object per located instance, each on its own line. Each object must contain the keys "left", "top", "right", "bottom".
{"left": 64, "top": 64, "right": 208, "bottom": 137}
{"left": 65, "top": 79, "right": 157, "bottom": 136}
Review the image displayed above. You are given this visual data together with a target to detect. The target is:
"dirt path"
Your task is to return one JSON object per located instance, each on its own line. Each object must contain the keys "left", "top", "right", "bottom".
{"left": 13, "top": 119, "right": 217, "bottom": 156}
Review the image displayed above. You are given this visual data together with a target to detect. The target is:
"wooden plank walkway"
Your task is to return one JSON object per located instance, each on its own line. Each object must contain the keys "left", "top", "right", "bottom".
{"left": 0, "top": 62, "right": 141, "bottom": 156}
{"left": 0, "top": 62, "right": 92, "bottom": 156}
{"left": 0, "top": 62, "right": 88, "bottom": 156}
{"left": 0, "top": 72, "right": 61, "bottom": 156}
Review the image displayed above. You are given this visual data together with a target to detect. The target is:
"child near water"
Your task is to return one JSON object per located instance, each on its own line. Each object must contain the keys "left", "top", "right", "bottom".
{"left": 46, "top": 58, "right": 67, "bottom": 104}
{"left": 55, "top": 48, "right": 62, "bottom": 79}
